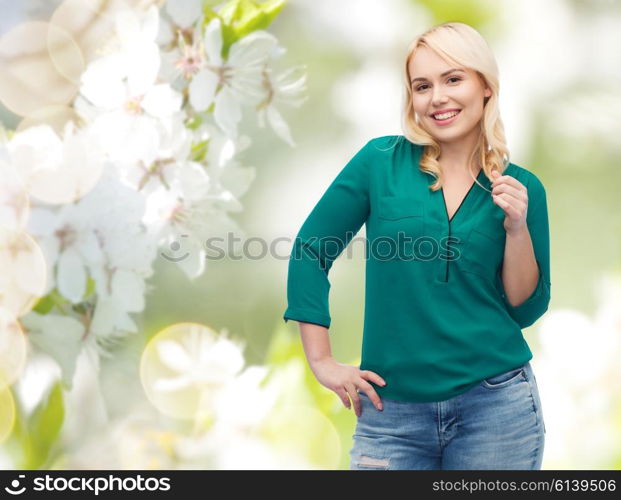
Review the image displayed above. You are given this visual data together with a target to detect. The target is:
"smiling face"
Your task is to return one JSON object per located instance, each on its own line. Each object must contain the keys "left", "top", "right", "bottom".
{"left": 408, "top": 45, "right": 492, "bottom": 147}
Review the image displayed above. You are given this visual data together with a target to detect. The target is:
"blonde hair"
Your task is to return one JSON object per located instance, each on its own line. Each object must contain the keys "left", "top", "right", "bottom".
{"left": 400, "top": 22, "right": 509, "bottom": 192}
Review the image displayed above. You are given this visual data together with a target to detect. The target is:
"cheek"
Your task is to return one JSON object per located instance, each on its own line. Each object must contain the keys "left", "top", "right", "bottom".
{"left": 458, "top": 86, "right": 486, "bottom": 109}
{"left": 410, "top": 97, "right": 423, "bottom": 112}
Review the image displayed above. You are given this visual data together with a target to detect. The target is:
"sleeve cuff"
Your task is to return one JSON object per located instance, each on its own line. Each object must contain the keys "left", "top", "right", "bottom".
{"left": 499, "top": 259, "right": 550, "bottom": 328}
{"left": 283, "top": 308, "right": 331, "bottom": 329}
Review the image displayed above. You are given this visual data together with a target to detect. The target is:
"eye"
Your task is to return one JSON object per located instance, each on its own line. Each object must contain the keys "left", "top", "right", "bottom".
{"left": 414, "top": 76, "right": 462, "bottom": 92}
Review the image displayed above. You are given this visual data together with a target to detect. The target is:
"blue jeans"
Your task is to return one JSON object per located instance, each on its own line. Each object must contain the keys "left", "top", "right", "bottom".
{"left": 349, "top": 361, "right": 546, "bottom": 470}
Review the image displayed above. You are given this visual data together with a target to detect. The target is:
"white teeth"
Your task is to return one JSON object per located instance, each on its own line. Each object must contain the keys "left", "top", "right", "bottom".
{"left": 433, "top": 110, "right": 459, "bottom": 120}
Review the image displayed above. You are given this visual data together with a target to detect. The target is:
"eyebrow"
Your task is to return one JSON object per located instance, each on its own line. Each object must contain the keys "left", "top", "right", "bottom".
{"left": 410, "top": 68, "right": 465, "bottom": 84}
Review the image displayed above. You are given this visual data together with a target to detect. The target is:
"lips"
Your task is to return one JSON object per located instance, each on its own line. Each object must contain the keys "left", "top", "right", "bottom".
{"left": 429, "top": 109, "right": 461, "bottom": 127}
{"left": 431, "top": 109, "right": 461, "bottom": 120}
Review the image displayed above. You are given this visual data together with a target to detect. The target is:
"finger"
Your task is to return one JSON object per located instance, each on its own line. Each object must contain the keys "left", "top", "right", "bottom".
{"left": 360, "top": 370, "right": 387, "bottom": 387}
{"left": 491, "top": 174, "right": 509, "bottom": 187}
{"left": 345, "top": 383, "right": 361, "bottom": 417}
{"left": 491, "top": 183, "right": 526, "bottom": 202}
{"left": 492, "top": 175, "right": 524, "bottom": 191}
{"left": 335, "top": 387, "right": 352, "bottom": 410}
{"left": 496, "top": 192, "right": 525, "bottom": 215}
{"left": 493, "top": 194, "right": 523, "bottom": 218}
{"left": 491, "top": 193, "right": 511, "bottom": 214}
{"left": 367, "top": 390, "right": 383, "bottom": 411}
{"left": 357, "top": 381, "right": 384, "bottom": 411}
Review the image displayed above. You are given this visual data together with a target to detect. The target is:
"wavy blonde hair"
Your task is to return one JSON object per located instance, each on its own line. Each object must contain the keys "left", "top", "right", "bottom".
{"left": 400, "top": 22, "right": 509, "bottom": 192}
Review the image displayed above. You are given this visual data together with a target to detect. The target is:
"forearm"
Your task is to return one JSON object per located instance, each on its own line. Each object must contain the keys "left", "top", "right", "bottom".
{"left": 298, "top": 322, "right": 333, "bottom": 367}
{"left": 501, "top": 225, "right": 539, "bottom": 307}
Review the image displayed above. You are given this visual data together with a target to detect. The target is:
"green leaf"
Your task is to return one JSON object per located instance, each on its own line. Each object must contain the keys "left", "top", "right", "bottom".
{"left": 32, "top": 289, "right": 70, "bottom": 315}
{"left": 13, "top": 381, "right": 65, "bottom": 469}
{"left": 84, "top": 276, "right": 96, "bottom": 300}
{"left": 219, "top": 0, "right": 246, "bottom": 27}
{"left": 190, "top": 139, "right": 210, "bottom": 163}
{"left": 215, "top": 0, "right": 287, "bottom": 57}
{"left": 235, "top": 0, "right": 286, "bottom": 36}
{"left": 202, "top": 4, "right": 220, "bottom": 24}
{"left": 185, "top": 114, "right": 204, "bottom": 130}
{"left": 32, "top": 294, "right": 55, "bottom": 315}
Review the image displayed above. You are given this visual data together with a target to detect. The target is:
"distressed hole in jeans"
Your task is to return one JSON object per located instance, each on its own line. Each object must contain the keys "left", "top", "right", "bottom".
{"left": 357, "top": 454, "right": 390, "bottom": 469}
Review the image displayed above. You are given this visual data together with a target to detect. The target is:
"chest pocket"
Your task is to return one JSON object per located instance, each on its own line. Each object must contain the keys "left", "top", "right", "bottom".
{"left": 378, "top": 196, "right": 423, "bottom": 220}
{"left": 375, "top": 196, "right": 425, "bottom": 260}
{"left": 460, "top": 220, "right": 506, "bottom": 281}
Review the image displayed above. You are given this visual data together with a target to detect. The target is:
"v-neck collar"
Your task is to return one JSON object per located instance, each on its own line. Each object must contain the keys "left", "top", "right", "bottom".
{"left": 407, "top": 138, "right": 494, "bottom": 226}
{"left": 441, "top": 167, "right": 486, "bottom": 223}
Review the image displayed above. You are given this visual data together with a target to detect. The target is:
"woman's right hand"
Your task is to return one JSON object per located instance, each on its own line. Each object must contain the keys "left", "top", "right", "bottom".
{"left": 309, "top": 357, "right": 386, "bottom": 417}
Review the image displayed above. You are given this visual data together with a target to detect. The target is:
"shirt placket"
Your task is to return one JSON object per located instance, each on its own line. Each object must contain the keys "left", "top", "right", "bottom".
{"left": 426, "top": 171, "right": 484, "bottom": 284}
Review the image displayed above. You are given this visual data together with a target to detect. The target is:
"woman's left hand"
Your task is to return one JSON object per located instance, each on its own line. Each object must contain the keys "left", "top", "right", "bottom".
{"left": 490, "top": 170, "right": 528, "bottom": 235}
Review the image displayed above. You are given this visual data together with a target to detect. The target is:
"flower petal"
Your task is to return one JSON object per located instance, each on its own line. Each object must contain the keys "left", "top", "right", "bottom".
{"left": 203, "top": 17, "right": 223, "bottom": 65}
{"left": 141, "top": 5, "right": 160, "bottom": 42}
{"left": 165, "top": 0, "right": 202, "bottom": 28}
{"left": 267, "top": 105, "right": 295, "bottom": 147}
{"left": 57, "top": 248, "right": 86, "bottom": 303}
{"left": 126, "top": 42, "right": 161, "bottom": 96}
{"left": 214, "top": 87, "right": 242, "bottom": 137}
{"left": 189, "top": 69, "right": 218, "bottom": 112}
{"left": 80, "top": 54, "right": 128, "bottom": 109}
{"left": 228, "top": 31, "right": 277, "bottom": 68}
{"left": 142, "top": 83, "right": 183, "bottom": 118}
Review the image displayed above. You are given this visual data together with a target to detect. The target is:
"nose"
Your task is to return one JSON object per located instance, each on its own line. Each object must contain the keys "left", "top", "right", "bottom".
{"left": 431, "top": 89, "right": 449, "bottom": 106}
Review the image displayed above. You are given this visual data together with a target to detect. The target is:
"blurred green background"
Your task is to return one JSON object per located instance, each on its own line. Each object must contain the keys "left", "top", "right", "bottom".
{"left": 151, "top": 0, "right": 621, "bottom": 469}
{"left": 1, "top": 0, "right": 620, "bottom": 470}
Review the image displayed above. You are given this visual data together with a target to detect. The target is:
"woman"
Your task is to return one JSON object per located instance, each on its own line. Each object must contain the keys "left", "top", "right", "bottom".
{"left": 283, "top": 22, "right": 550, "bottom": 470}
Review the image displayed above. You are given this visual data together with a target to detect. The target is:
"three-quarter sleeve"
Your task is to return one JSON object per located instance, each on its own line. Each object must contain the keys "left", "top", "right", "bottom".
{"left": 283, "top": 140, "right": 372, "bottom": 329}
{"left": 496, "top": 175, "right": 551, "bottom": 328}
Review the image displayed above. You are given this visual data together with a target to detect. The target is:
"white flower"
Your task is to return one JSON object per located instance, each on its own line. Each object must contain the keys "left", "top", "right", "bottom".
{"left": 26, "top": 203, "right": 100, "bottom": 302}
{"left": 256, "top": 64, "right": 308, "bottom": 147}
{"left": 77, "top": 6, "right": 183, "bottom": 166}
{"left": 7, "top": 122, "right": 105, "bottom": 205}
{"left": 188, "top": 17, "right": 278, "bottom": 137}
{"left": 26, "top": 171, "right": 157, "bottom": 344}
{"left": 139, "top": 124, "right": 254, "bottom": 280}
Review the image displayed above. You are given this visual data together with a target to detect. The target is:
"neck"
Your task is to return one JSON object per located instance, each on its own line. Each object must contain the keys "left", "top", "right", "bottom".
{"left": 436, "top": 126, "right": 481, "bottom": 173}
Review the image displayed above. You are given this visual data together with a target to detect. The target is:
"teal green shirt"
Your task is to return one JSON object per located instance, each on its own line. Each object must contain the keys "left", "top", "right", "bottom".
{"left": 284, "top": 135, "right": 551, "bottom": 402}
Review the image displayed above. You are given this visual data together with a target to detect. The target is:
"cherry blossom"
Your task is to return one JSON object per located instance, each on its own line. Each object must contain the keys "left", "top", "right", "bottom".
{"left": 188, "top": 17, "right": 279, "bottom": 137}
{"left": 76, "top": 5, "right": 183, "bottom": 166}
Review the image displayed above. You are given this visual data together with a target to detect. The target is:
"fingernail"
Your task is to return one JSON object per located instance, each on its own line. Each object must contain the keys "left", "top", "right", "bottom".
{"left": 378, "top": 404, "right": 383, "bottom": 411}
